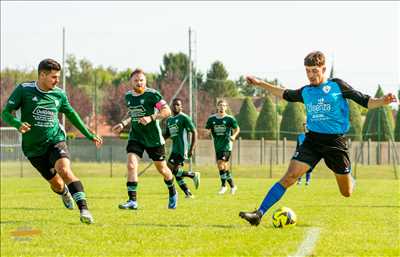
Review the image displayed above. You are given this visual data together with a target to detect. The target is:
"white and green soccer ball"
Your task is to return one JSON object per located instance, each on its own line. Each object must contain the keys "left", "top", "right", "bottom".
{"left": 272, "top": 207, "right": 297, "bottom": 228}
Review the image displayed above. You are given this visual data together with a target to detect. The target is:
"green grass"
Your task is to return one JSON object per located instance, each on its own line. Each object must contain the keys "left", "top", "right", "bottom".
{"left": 1, "top": 168, "right": 399, "bottom": 256}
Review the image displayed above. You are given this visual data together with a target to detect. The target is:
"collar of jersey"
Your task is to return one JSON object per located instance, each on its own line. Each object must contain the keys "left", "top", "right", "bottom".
{"left": 308, "top": 80, "right": 330, "bottom": 88}
{"left": 35, "top": 81, "right": 52, "bottom": 93}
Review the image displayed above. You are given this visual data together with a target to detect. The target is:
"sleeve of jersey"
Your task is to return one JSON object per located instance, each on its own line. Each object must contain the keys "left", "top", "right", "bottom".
{"left": 282, "top": 88, "right": 304, "bottom": 102}
{"left": 1, "top": 85, "right": 23, "bottom": 129}
{"left": 205, "top": 118, "right": 211, "bottom": 129}
{"left": 60, "top": 94, "right": 94, "bottom": 140}
{"left": 153, "top": 91, "right": 167, "bottom": 110}
{"left": 333, "top": 78, "right": 370, "bottom": 108}
{"left": 186, "top": 116, "right": 196, "bottom": 132}
{"left": 231, "top": 117, "right": 239, "bottom": 129}
{"left": 64, "top": 110, "right": 95, "bottom": 140}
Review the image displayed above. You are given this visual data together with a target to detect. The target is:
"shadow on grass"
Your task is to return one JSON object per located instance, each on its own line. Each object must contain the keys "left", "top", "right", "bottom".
{"left": 3, "top": 207, "right": 51, "bottom": 211}
{"left": 128, "top": 223, "right": 242, "bottom": 229}
{"left": 302, "top": 204, "right": 399, "bottom": 208}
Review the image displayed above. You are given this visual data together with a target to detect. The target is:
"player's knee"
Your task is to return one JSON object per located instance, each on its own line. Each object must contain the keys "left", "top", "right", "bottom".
{"left": 280, "top": 174, "right": 299, "bottom": 187}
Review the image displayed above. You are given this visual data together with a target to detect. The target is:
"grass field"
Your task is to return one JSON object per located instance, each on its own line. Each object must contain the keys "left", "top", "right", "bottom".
{"left": 1, "top": 164, "right": 399, "bottom": 256}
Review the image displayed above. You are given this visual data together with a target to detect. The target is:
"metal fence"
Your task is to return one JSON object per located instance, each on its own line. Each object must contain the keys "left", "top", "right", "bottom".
{"left": 1, "top": 135, "right": 399, "bottom": 177}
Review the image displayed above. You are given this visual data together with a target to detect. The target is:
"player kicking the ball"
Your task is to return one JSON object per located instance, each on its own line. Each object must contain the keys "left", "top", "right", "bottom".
{"left": 239, "top": 51, "right": 396, "bottom": 226}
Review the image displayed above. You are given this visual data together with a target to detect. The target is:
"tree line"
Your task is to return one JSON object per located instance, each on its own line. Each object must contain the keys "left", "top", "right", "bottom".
{"left": 1, "top": 52, "right": 399, "bottom": 141}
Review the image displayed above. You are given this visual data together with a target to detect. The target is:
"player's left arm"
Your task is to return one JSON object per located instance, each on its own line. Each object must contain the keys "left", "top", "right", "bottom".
{"left": 187, "top": 118, "right": 198, "bottom": 158}
{"left": 230, "top": 118, "right": 240, "bottom": 141}
{"left": 138, "top": 96, "right": 171, "bottom": 125}
{"left": 60, "top": 95, "right": 103, "bottom": 148}
{"left": 334, "top": 78, "right": 397, "bottom": 109}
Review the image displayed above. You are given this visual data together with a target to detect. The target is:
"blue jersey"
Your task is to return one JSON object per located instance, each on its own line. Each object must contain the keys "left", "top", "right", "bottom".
{"left": 283, "top": 78, "right": 370, "bottom": 135}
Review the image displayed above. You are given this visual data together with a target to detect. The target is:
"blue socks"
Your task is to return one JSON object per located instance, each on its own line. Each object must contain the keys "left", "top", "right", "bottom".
{"left": 257, "top": 182, "right": 286, "bottom": 216}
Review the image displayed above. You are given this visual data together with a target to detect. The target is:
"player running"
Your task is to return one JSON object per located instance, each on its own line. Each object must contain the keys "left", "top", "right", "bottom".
{"left": 206, "top": 99, "right": 240, "bottom": 195}
{"left": 164, "top": 98, "right": 200, "bottom": 198}
{"left": 112, "top": 68, "right": 178, "bottom": 210}
{"left": 1, "top": 58, "right": 103, "bottom": 224}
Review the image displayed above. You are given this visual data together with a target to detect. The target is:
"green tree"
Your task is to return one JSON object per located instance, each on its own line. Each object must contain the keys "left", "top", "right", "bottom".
{"left": 279, "top": 102, "right": 305, "bottom": 140}
{"left": 160, "top": 52, "right": 189, "bottom": 81}
{"left": 203, "top": 61, "right": 238, "bottom": 98}
{"left": 394, "top": 90, "right": 400, "bottom": 141}
{"left": 65, "top": 54, "right": 80, "bottom": 86}
{"left": 112, "top": 68, "right": 133, "bottom": 86}
{"left": 79, "top": 58, "right": 94, "bottom": 86}
{"left": 362, "top": 86, "right": 394, "bottom": 141}
{"left": 235, "top": 97, "right": 258, "bottom": 139}
{"left": 255, "top": 95, "right": 277, "bottom": 139}
{"left": 236, "top": 76, "right": 256, "bottom": 96}
{"left": 347, "top": 100, "right": 363, "bottom": 141}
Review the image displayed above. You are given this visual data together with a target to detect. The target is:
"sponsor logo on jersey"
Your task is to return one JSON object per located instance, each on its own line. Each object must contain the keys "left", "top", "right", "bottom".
{"left": 32, "top": 107, "right": 56, "bottom": 122}
{"left": 214, "top": 124, "right": 227, "bottom": 136}
{"left": 128, "top": 105, "right": 146, "bottom": 121}
{"left": 168, "top": 124, "right": 179, "bottom": 137}
{"left": 32, "top": 96, "right": 38, "bottom": 101}
{"left": 306, "top": 98, "right": 331, "bottom": 114}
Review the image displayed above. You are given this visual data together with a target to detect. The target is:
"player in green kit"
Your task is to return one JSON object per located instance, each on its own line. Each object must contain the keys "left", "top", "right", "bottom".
{"left": 112, "top": 68, "right": 178, "bottom": 209}
{"left": 1, "top": 59, "right": 103, "bottom": 224}
{"left": 164, "top": 98, "right": 200, "bottom": 198}
{"left": 206, "top": 99, "right": 240, "bottom": 195}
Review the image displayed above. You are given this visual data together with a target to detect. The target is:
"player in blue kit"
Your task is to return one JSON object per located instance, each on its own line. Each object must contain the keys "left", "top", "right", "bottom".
{"left": 239, "top": 51, "right": 397, "bottom": 226}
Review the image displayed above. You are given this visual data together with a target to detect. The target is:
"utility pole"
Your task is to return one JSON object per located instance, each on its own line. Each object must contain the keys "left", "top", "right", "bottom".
{"left": 62, "top": 27, "right": 66, "bottom": 129}
{"left": 188, "top": 27, "right": 193, "bottom": 169}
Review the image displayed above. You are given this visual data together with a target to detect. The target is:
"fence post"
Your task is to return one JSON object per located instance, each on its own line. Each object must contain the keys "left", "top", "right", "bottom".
{"left": 19, "top": 148, "right": 23, "bottom": 178}
{"left": 361, "top": 141, "right": 364, "bottom": 165}
{"left": 110, "top": 146, "right": 113, "bottom": 178}
{"left": 282, "top": 137, "right": 286, "bottom": 164}
{"left": 275, "top": 137, "right": 279, "bottom": 165}
{"left": 237, "top": 137, "right": 241, "bottom": 166}
{"left": 354, "top": 146, "right": 358, "bottom": 179}
{"left": 260, "top": 137, "right": 264, "bottom": 165}
{"left": 377, "top": 141, "right": 381, "bottom": 165}
{"left": 388, "top": 141, "right": 391, "bottom": 164}
{"left": 367, "top": 139, "right": 371, "bottom": 165}
{"left": 269, "top": 145, "right": 273, "bottom": 178}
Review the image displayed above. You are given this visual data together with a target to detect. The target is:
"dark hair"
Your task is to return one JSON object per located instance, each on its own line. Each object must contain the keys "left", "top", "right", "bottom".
{"left": 129, "top": 68, "right": 145, "bottom": 79}
{"left": 173, "top": 98, "right": 182, "bottom": 104}
{"left": 38, "top": 58, "right": 61, "bottom": 74}
{"left": 304, "top": 51, "right": 325, "bottom": 67}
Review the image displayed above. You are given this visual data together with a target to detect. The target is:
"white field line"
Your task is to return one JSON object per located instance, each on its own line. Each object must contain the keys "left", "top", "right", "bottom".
{"left": 289, "top": 227, "right": 321, "bottom": 257}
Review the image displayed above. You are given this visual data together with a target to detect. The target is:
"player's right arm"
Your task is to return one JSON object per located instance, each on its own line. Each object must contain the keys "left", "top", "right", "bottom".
{"left": 246, "top": 75, "right": 286, "bottom": 98}
{"left": 112, "top": 112, "right": 131, "bottom": 134}
{"left": 60, "top": 93, "right": 103, "bottom": 148}
{"left": 1, "top": 85, "right": 31, "bottom": 134}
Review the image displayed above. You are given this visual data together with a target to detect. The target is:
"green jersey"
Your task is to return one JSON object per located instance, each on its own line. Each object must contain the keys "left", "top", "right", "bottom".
{"left": 205, "top": 114, "right": 239, "bottom": 152}
{"left": 125, "top": 88, "right": 167, "bottom": 147}
{"left": 165, "top": 112, "right": 196, "bottom": 157}
{"left": 1, "top": 82, "right": 94, "bottom": 157}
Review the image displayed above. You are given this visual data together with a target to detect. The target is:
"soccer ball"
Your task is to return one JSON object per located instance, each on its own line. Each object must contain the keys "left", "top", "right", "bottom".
{"left": 272, "top": 207, "right": 297, "bottom": 228}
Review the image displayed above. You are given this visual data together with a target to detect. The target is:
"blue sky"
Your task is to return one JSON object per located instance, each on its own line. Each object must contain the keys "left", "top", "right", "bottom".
{"left": 1, "top": 1, "right": 399, "bottom": 102}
